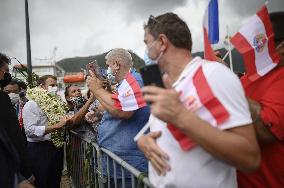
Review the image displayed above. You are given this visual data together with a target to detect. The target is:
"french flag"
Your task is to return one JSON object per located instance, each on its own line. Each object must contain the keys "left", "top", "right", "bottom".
{"left": 112, "top": 72, "right": 146, "bottom": 111}
{"left": 230, "top": 5, "right": 280, "bottom": 86}
{"left": 168, "top": 65, "right": 229, "bottom": 151}
{"left": 203, "top": 0, "right": 219, "bottom": 61}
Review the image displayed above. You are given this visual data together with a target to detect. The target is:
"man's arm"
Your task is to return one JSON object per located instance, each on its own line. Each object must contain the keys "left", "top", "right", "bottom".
{"left": 94, "top": 88, "right": 134, "bottom": 119}
{"left": 173, "top": 105, "right": 260, "bottom": 172}
{"left": 69, "top": 95, "right": 95, "bottom": 127}
{"left": 87, "top": 73, "right": 134, "bottom": 119}
{"left": 142, "top": 70, "right": 260, "bottom": 173}
{"left": 23, "top": 101, "right": 46, "bottom": 138}
{"left": 23, "top": 101, "right": 71, "bottom": 137}
{"left": 247, "top": 98, "right": 277, "bottom": 143}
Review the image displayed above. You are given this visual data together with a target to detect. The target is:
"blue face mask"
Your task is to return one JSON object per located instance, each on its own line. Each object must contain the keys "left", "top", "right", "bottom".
{"left": 144, "top": 49, "right": 158, "bottom": 65}
{"left": 143, "top": 41, "right": 163, "bottom": 66}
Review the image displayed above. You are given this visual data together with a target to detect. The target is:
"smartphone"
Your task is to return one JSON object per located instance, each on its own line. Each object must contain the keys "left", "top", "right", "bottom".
{"left": 86, "top": 60, "right": 104, "bottom": 80}
{"left": 140, "top": 64, "right": 164, "bottom": 88}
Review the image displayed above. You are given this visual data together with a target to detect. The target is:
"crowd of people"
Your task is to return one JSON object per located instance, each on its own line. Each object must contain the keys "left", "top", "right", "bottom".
{"left": 0, "top": 10, "right": 283, "bottom": 188}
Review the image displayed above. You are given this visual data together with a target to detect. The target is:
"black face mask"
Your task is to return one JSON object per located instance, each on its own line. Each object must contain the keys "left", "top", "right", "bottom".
{"left": 0, "top": 72, "right": 12, "bottom": 87}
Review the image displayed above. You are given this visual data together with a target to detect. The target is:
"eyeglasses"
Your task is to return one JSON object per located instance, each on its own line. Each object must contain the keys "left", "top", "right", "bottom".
{"left": 148, "top": 15, "right": 162, "bottom": 25}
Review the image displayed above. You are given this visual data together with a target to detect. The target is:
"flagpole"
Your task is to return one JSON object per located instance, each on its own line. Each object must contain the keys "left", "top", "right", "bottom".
{"left": 226, "top": 25, "right": 234, "bottom": 71}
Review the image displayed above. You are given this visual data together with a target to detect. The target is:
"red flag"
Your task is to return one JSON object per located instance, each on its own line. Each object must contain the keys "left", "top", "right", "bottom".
{"left": 203, "top": 0, "right": 219, "bottom": 61}
{"left": 230, "top": 6, "right": 280, "bottom": 86}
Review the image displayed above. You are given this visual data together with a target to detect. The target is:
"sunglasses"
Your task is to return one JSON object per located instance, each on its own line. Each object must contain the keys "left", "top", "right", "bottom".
{"left": 148, "top": 15, "right": 162, "bottom": 25}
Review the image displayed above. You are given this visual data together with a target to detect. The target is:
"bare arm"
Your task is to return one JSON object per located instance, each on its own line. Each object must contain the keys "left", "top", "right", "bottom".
{"left": 142, "top": 78, "right": 260, "bottom": 173}
{"left": 247, "top": 98, "right": 277, "bottom": 143}
{"left": 86, "top": 71, "right": 134, "bottom": 119}
{"left": 93, "top": 88, "right": 134, "bottom": 119}
{"left": 45, "top": 116, "right": 72, "bottom": 134}
{"left": 69, "top": 97, "right": 95, "bottom": 127}
{"left": 173, "top": 105, "right": 260, "bottom": 172}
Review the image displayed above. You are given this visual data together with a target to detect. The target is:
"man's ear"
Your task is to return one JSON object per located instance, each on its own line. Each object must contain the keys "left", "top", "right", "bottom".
{"left": 40, "top": 83, "right": 47, "bottom": 90}
{"left": 114, "top": 61, "right": 120, "bottom": 71}
{"left": 159, "top": 34, "right": 168, "bottom": 52}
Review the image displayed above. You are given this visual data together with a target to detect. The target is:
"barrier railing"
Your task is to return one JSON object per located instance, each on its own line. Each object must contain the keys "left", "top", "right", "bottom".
{"left": 67, "top": 130, "right": 153, "bottom": 188}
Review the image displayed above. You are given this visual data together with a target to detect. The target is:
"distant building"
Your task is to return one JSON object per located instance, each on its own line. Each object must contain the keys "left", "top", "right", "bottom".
{"left": 12, "top": 64, "right": 65, "bottom": 87}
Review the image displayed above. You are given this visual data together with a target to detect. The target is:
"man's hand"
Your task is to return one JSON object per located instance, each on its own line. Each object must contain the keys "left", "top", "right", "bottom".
{"left": 88, "top": 91, "right": 96, "bottom": 102}
{"left": 56, "top": 115, "right": 73, "bottom": 129}
{"left": 18, "top": 180, "right": 35, "bottom": 188}
{"left": 142, "top": 74, "right": 186, "bottom": 124}
{"left": 137, "top": 131, "right": 170, "bottom": 176}
{"left": 87, "top": 70, "right": 103, "bottom": 94}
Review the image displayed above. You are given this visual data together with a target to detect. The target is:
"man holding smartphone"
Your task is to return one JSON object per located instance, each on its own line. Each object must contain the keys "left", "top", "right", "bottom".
{"left": 137, "top": 13, "right": 260, "bottom": 188}
{"left": 87, "top": 48, "right": 150, "bottom": 187}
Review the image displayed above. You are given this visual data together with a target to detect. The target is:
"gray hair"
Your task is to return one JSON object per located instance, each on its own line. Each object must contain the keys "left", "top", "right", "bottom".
{"left": 105, "top": 48, "right": 133, "bottom": 67}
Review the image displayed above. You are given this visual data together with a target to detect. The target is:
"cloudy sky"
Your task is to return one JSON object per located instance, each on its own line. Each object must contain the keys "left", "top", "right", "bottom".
{"left": 0, "top": 0, "right": 283, "bottom": 66}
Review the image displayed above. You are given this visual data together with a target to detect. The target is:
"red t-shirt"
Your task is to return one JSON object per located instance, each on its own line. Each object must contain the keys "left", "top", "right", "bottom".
{"left": 237, "top": 66, "right": 284, "bottom": 188}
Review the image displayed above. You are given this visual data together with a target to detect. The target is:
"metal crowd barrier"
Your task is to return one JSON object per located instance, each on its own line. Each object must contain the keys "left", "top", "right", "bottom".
{"left": 67, "top": 130, "right": 154, "bottom": 188}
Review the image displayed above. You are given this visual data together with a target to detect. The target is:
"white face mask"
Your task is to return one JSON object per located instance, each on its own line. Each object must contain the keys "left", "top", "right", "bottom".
{"left": 8, "top": 93, "right": 20, "bottom": 105}
{"left": 47, "top": 86, "right": 58, "bottom": 96}
{"left": 106, "top": 66, "right": 115, "bottom": 80}
{"left": 106, "top": 66, "right": 112, "bottom": 75}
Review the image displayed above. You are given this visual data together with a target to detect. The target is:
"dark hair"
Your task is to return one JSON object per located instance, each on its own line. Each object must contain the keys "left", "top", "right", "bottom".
{"left": 0, "top": 53, "right": 10, "bottom": 68}
{"left": 37, "top": 75, "right": 57, "bottom": 86}
{"left": 6, "top": 80, "right": 20, "bottom": 90}
{"left": 269, "top": 12, "right": 284, "bottom": 46}
{"left": 17, "top": 80, "right": 27, "bottom": 90}
{"left": 144, "top": 13, "right": 192, "bottom": 51}
{"left": 64, "top": 84, "right": 72, "bottom": 98}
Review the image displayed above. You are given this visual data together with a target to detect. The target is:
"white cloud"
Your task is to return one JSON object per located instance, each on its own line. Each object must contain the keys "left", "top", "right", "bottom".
{"left": 0, "top": 0, "right": 283, "bottom": 66}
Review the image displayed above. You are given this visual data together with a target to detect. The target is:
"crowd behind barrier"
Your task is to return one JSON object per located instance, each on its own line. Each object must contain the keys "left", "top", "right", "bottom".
{"left": 67, "top": 129, "right": 153, "bottom": 188}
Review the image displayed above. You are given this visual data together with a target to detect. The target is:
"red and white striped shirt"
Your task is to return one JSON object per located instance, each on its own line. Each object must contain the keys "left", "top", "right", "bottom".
{"left": 148, "top": 57, "right": 252, "bottom": 188}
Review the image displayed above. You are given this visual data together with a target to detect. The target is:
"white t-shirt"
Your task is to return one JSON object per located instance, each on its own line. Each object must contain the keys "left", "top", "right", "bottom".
{"left": 148, "top": 57, "right": 252, "bottom": 188}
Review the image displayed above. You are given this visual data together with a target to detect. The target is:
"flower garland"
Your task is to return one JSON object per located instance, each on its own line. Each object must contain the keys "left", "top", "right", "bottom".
{"left": 27, "top": 87, "right": 68, "bottom": 147}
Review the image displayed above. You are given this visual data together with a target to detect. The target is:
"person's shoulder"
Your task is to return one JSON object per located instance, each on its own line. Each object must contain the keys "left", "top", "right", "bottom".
{"left": 0, "top": 90, "right": 9, "bottom": 98}
{"left": 202, "top": 61, "right": 236, "bottom": 80}
{"left": 269, "top": 65, "right": 284, "bottom": 78}
{"left": 129, "top": 71, "right": 144, "bottom": 86}
{"left": 24, "top": 100, "right": 38, "bottom": 109}
{"left": 131, "top": 71, "right": 142, "bottom": 80}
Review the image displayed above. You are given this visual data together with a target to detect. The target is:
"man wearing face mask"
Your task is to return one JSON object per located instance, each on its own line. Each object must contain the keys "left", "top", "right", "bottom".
{"left": 136, "top": 13, "right": 260, "bottom": 188}
{"left": 4, "top": 80, "right": 20, "bottom": 106}
{"left": 4, "top": 80, "right": 28, "bottom": 144}
{"left": 22, "top": 75, "right": 72, "bottom": 188}
{"left": 0, "top": 53, "right": 34, "bottom": 187}
{"left": 87, "top": 48, "right": 150, "bottom": 187}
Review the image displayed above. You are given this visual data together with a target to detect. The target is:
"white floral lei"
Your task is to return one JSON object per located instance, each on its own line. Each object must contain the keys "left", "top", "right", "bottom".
{"left": 27, "top": 87, "right": 68, "bottom": 148}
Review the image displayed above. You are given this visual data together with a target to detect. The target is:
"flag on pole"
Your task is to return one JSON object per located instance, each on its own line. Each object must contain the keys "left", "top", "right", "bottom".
{"left": 203, "top": 0, "right": 219, "bottom": 61}
{"left": 230, "top": 5, "right": 280, "bottom": 84}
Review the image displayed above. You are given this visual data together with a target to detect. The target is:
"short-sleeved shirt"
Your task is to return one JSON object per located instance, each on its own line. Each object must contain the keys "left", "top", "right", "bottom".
{"left": 148, "top": 57, "right": 252, "bottom": 188}
{"left": 237, "top": 66, "right": 284, "bottom": 188}
{"left": 98, "top": 70, "right": 150, "bottom": 178}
